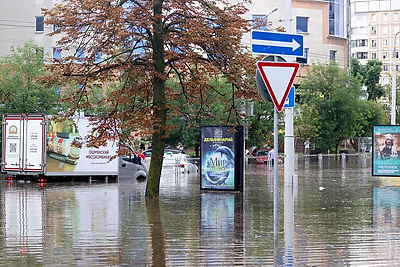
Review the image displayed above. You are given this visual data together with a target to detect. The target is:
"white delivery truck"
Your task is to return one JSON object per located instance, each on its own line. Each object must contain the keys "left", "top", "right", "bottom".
{"left": 1, "top": 114, "right": 147, "bottom": 182}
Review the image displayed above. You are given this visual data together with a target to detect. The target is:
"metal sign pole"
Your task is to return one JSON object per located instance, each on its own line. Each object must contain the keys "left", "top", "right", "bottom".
{"left": 273, "top": 107, "right": 279, "bottom": 241}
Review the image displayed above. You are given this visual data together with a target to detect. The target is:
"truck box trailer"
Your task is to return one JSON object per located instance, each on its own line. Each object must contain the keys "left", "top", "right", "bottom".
{"left": 1, "top": 114, "right": 147, "bottom": 181}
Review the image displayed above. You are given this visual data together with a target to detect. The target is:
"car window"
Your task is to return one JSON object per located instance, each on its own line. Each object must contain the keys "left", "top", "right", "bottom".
{"left": 143, "top": 151, "right": 152, "bottom": 157}
{"left": 122, "top": 156, "right": 132, "bottom": 162}
{"left": 258, "top": 150, "right": 268, "bottom": 156}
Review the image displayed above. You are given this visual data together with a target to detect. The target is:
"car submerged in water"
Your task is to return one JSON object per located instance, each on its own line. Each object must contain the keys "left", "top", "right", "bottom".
{"left": 247, "top": 148, "right": 283, "bottom": 165}
{"left": 142, "top": 149, "right": 198, "bottom": 174}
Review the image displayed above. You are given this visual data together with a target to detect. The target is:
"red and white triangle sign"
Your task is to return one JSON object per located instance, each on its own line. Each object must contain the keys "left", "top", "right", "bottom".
{"left": 256, "top": 61, "right": 299, "bottom": 112}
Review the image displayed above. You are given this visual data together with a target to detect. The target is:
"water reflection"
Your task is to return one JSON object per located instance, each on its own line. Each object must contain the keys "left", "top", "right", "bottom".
{"left": 1, "top": 155, "right": 400, "bottom": 265}
{"left": 200, "top": 193, "right": 243, "bottom": 265}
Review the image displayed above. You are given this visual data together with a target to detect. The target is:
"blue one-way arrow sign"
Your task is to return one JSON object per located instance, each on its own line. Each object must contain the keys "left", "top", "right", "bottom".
{"left": 251, "top": 30, "right": 304, "bottom": 57}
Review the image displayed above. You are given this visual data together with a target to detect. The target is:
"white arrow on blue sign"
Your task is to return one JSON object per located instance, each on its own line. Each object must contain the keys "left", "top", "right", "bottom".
{"left": 251, "top": 30, "right": 304, "bottom": 57}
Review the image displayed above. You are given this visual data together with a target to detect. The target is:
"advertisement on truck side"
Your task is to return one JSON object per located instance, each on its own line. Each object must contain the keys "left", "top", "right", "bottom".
{"left": 2, "top": 114, "right": 119, "bottom": 176}
{"left": 45, "top": 117, "right": 118, "bottom": 175}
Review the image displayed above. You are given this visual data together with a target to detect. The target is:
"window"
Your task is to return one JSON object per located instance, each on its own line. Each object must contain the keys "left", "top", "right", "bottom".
{"left": 396, "top": 65, "right": 400, "bottom": 71}
{"left": 382, "top": 26, "right": 388, "bottom": 35}
{"left": 350, "top": 40, "right": 356, "bottom": 48}
{"left": 394, "top": 13, "right": 399, "bottom": 21}
{"left": 383, "top": 64, "right": 388, "bottom": 72}
{"left": 371, "top": 27, "right": 377, "bottom": 35}
{"left": 52, "top": 47, "right": 61, "bottom": 59}
{"left": 330, "top": 50, "right": 336, "bottom": 61}
{"left": 296, "top": 17, "right": 308, "bottom": 33}
{"left": 382, "top": 39, "right": 388, "bottom": 47}
{"left": 35, "top": 16, "right": 44, "bottom": 32}
{"left": 383, "top": 13, "right": 388, "bottom": 21}
{"left": 328, "top": 0, "right": 346, "bottom": 37}
{"left": 356, "top": 39, "right": 368, "bottom": 47}
{"left": 252, "top": 15, "right": 269, "bottom": 31}
{"left": 383, "top": 77, "right": 389, "bottom": 84}
{"left": 371, "top": 52, "right": 377, "bottom": 59}
{"left": 383, "top": 51, "right": 388, "bottom": 60}
{"left": 296, "top": 48, "right": 309, "bottom": 64}
{"left": 371, "top": 14, "right": 377, "bottom": 21}
{"left": 356, "top": 52, "right": 368, "bottom": 59}
{"left": 53, "top": 24, "right": 60, "bottom": 32}
{"left": 371, "top": 39, "right": 377, "bottom": 47}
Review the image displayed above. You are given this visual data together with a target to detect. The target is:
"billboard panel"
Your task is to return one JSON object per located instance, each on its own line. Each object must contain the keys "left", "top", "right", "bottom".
{"left": 200, "top": 126, "right": 243, "bottom": 191}
{"left": 46, "top": 117, "right": 118, "bottom": 175}
{"left": 372, "top": 125, "right": 400, "bottom": 176}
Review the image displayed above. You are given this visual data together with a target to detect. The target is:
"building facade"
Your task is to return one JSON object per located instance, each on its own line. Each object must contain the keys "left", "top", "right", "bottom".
{"left": 240, "top": 0, "right": 350, "bottom": 82}
{"left": 1, "top": 0, "right": 349, "bottom": 74}
{"left": 350, "top": 0, "right": 400, "bottom": 85}
{"left": 0, "top": 0, "right": 57, "bottom": 60}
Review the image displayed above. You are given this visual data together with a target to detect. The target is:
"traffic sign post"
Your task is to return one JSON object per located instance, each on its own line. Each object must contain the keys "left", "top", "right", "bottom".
{"left": 256, "top": 61, "right": 299, "bottom": 112}
{"left": 251, "top": 30, "right": 304, "bottom": 57}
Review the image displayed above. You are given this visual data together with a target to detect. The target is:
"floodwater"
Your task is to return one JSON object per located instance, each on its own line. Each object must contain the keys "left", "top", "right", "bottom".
{"left": 1, "top": 154, "right": 400, "bottom": 266}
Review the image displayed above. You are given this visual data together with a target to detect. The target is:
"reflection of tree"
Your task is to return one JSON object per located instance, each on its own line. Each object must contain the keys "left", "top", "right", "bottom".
{"left": 146, "top": 199, "right": 166, "bottom": 266}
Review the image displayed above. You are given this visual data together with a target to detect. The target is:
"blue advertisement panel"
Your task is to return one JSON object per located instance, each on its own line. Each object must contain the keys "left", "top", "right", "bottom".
{"left": 200, "top": 126, "right": 243, "bottom": 191}
{"left": 373, "top": 125, "right": 400, "bottom": 176}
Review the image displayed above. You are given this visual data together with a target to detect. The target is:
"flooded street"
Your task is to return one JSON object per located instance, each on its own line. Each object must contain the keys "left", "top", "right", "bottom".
{"left": 1, "top": 154, "right": 400, "bottom": 266}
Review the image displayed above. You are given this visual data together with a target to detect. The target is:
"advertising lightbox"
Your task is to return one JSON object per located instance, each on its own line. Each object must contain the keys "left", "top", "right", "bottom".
{"left": 200, "top": 126, "right": 244, "bottom": 191}
{"left": 372, "top": 125, "right": 400, "bottom": 176}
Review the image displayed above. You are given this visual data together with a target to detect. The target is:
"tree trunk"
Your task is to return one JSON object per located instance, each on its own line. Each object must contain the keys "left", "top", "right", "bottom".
{"left": 146, "top": 0, "right": 167, "bottom": 198}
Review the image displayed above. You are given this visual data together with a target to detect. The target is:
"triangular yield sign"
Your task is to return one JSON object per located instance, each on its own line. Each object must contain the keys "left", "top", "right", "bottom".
{"left": 256, "top": 62, "right": 299, "bottom": 112}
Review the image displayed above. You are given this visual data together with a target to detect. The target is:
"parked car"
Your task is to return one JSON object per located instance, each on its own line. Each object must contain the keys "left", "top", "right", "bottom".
{"left": 142, "top": 149, "right": 197, "bottom": 174}
{"left": 248, "top": 148, "right": 270, "bottom": 165}
{"left": 142, "top": 148, "right": 185, "bottom": 158}
{"left": 247, "top": 148, "right": 283, "bottom": 165}
{"left": 163, "top": 151, "right": 198, "bottom": 174}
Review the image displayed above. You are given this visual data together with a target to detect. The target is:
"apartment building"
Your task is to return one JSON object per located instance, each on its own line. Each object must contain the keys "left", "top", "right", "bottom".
{"left": 350, "top": 0, "right": 400, "bottom": 85}
{"left": 0, "top": 0, "right": 57, "bottom": 60}
{"left": 1, "top": 0, "right": 349, "bottom": 74}
{"left": 239, "top": 0, "right": 349, "bottom": 82}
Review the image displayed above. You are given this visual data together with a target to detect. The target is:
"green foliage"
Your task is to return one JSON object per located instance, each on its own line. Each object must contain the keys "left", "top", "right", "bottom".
{"left": 353, "top": 100, "right": 385, "bottom": 137}
{"left": 294, "top": 104, "right": 321, "bottom": 143}
{"left": 298, "top": 62, "right": 375, "bottom": 153}
{"left": 247, "top": 100, "right": 275, "bottom": 148}
{"left": 0, "top": 41, "right": 59, "bottom": 115}
{"left": 165, "top": 77, "right": 248, "bottom": 153}
{"left": 350, "top": 57, "right": 384, "bottom": 101}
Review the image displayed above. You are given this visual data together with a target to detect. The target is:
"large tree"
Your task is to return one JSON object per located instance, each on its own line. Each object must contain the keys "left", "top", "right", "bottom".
{"left": 43, "top": 0, "right": 258, "bottom": 197}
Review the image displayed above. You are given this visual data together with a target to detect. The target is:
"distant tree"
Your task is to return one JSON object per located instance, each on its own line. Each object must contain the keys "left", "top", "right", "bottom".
{"left": 43, "top": 0, "right": 258, "bottom": 197}
{"left": 165, "top": 77, "right": 249, "bottom": 156}
{"left": 350, "top": 57, "right": 384, "bottom": 101}
{"left": 350, "top": 100, "right": 385, "bottom": 149}
{"left": 298, "top": 63, "right": 362, "bottom": 153}
{"left": 0, "top": 41, "right": 59, "bottom": 115}
{"left": 247, "top": 100, "right": 275, "bottom": 149}
{"left": 294, "top": 104, "right": 321, "bottom": 147}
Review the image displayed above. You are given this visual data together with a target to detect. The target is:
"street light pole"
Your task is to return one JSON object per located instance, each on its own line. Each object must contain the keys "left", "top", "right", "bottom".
{"left": 391, "top": 31, "right": 400, "bottom": 125}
